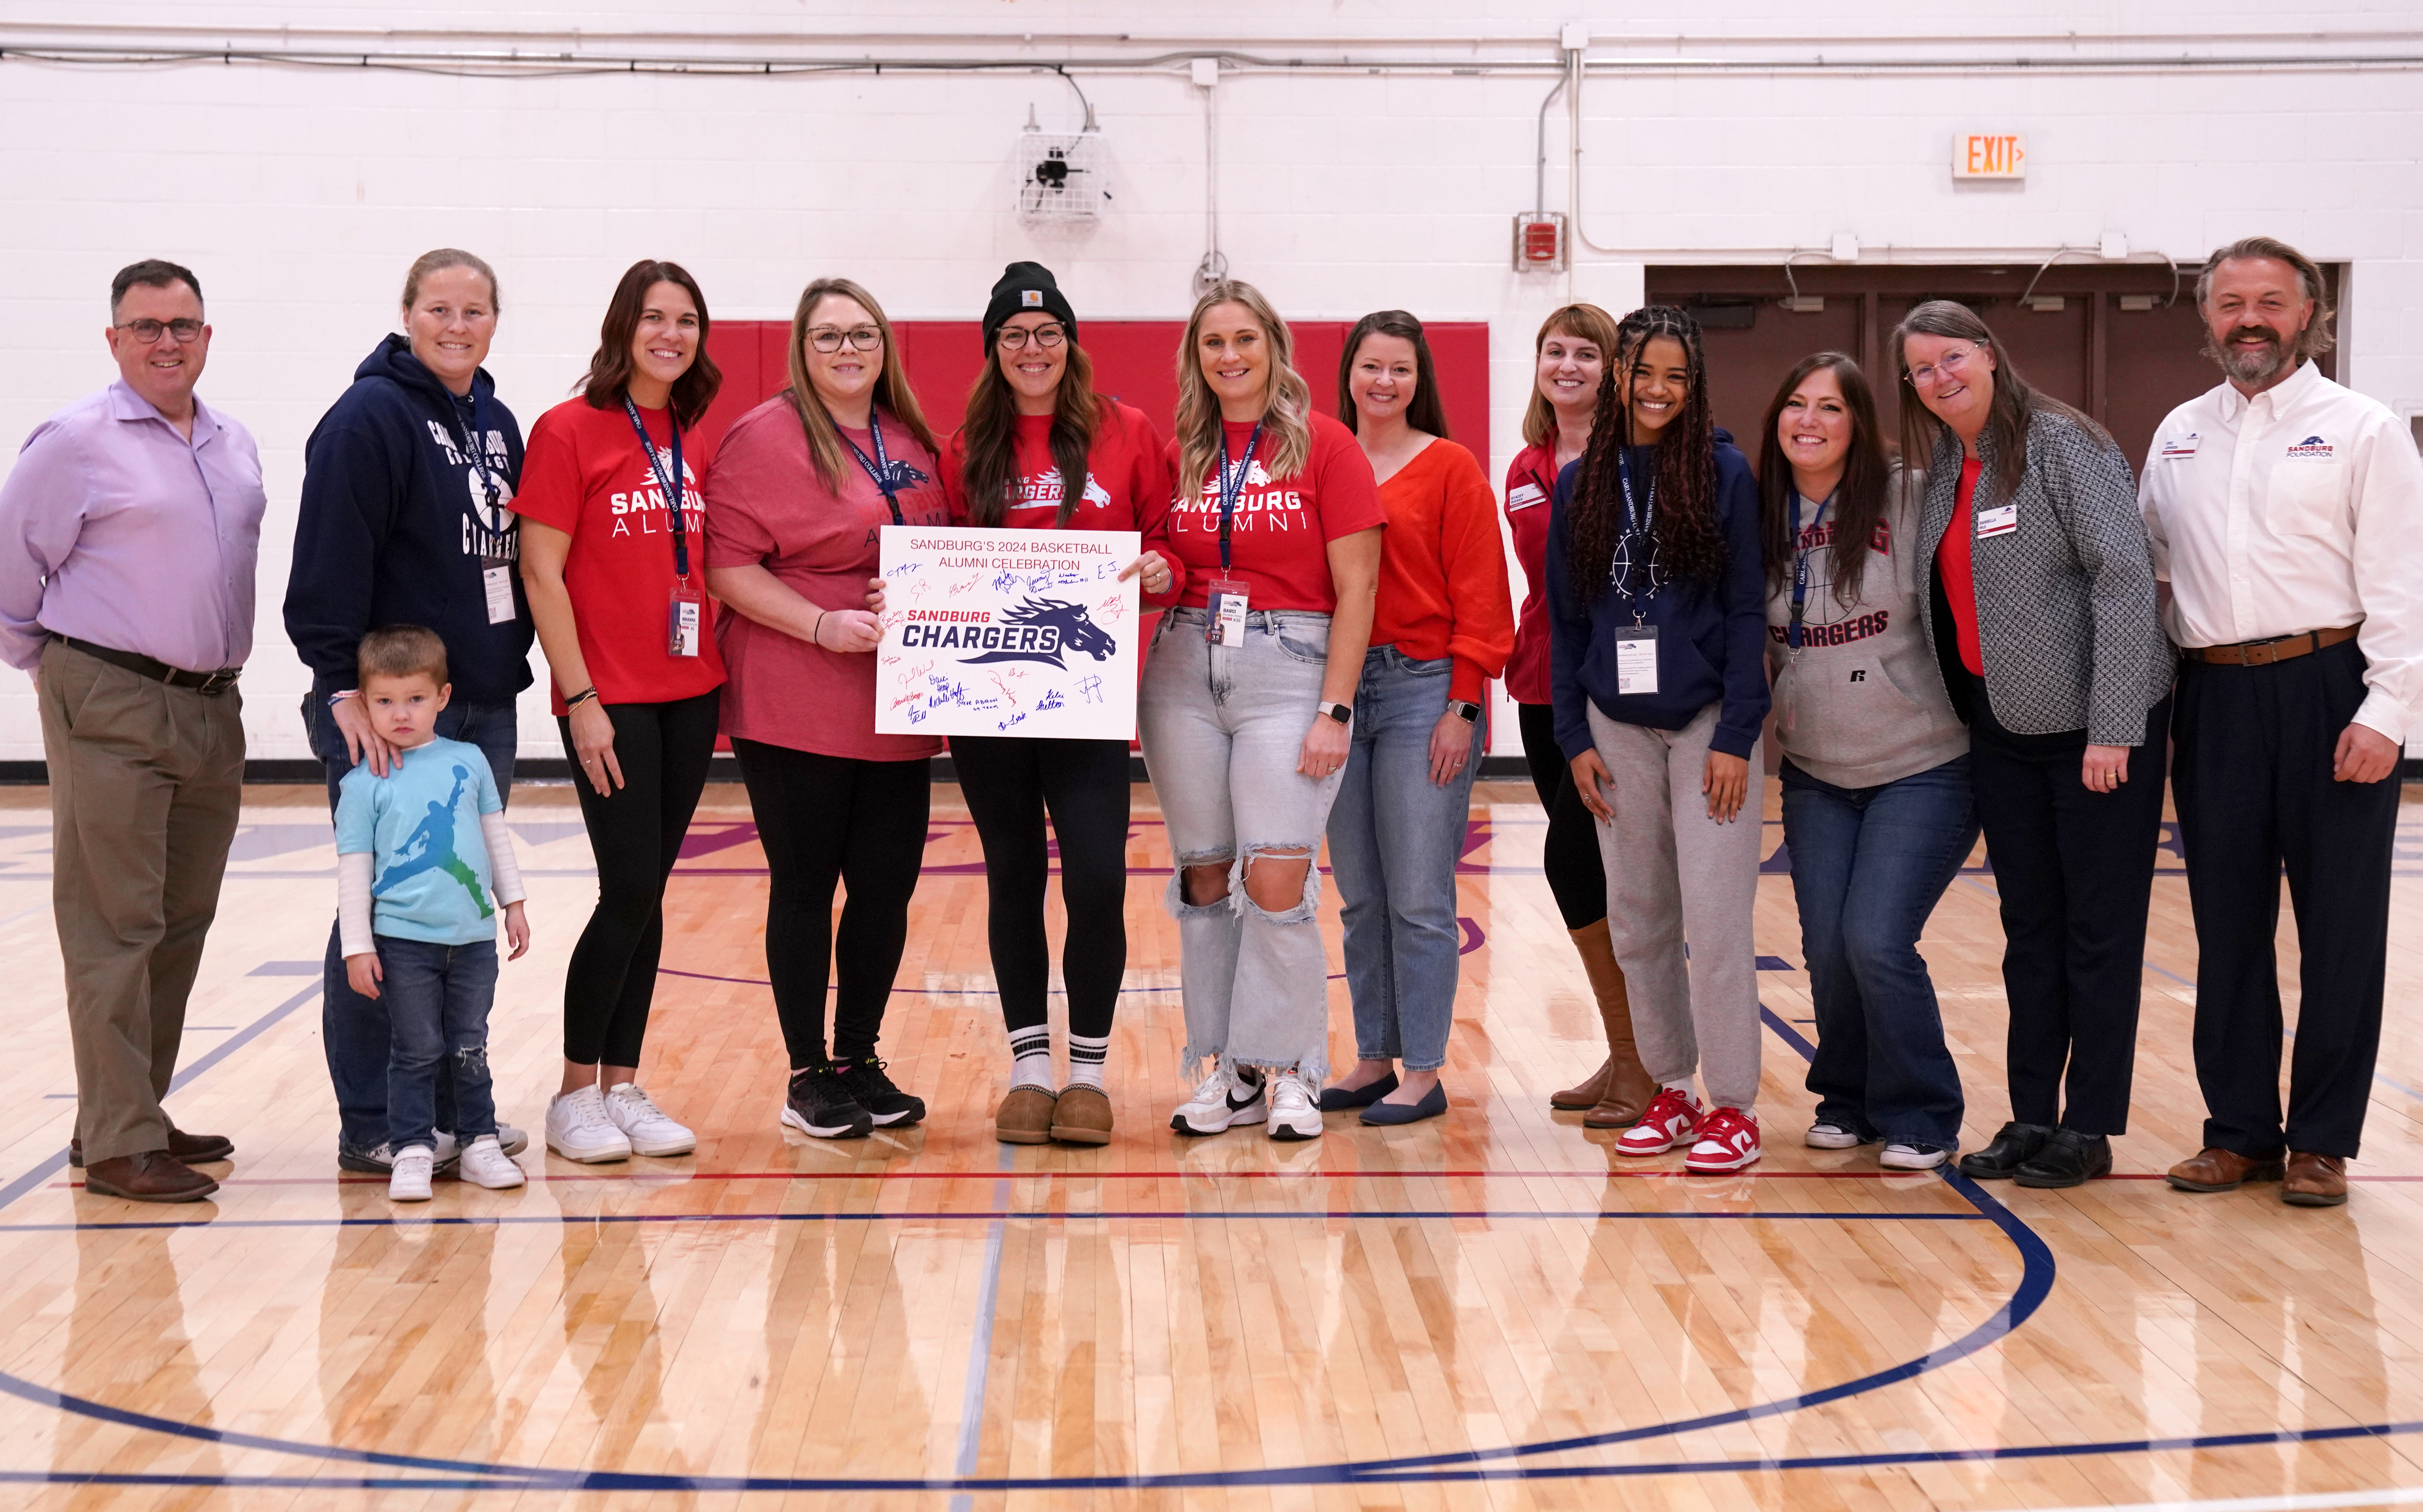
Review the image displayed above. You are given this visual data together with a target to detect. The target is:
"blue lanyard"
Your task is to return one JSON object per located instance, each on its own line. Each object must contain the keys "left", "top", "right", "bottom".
{"left": 841, "top": 412, "right": 906, "bottom": 525}
{"left": 1613, "top": 447, "right": 1659, "bottom": 609}
{"left": 1787, "top": 490, "right": 1831, "bottom": 651}
{"left": 453, "top": 393, "right": 502, "bottom": 519}
{"left": 1214, "top": 419, "right": 1266, "bottom": 574}
{"left": 622, "top": 399, "right": 689, "bottom": 580}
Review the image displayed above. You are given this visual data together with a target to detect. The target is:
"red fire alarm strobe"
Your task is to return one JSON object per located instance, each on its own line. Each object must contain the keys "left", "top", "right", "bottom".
{"left": 1514, "top": 211, "right": 1567, "bottom": 273}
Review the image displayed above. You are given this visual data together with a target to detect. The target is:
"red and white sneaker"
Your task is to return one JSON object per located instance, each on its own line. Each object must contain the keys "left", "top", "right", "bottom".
{"left": 1615, "top": 1087, "right": 1703, "bottom": 1157}
{"left": 1685, "top": 1107, "right": 1763, "bottom": 1173}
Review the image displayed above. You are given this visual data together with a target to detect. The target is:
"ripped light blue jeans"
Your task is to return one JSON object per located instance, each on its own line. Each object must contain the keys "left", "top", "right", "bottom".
{"left": 1139, "top": 607, "right": 1346, "bottom": 1085}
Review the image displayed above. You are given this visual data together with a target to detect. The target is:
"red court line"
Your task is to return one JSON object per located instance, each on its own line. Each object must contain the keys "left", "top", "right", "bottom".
{"left": 49, "top": 1169, "right": 2421, "bottom": 1189}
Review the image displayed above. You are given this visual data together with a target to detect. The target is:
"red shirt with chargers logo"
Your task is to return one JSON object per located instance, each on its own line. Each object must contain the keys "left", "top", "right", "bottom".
{"left": 1163, "top": 411, "right": 1385, "bottom": 614}
{"left": 513, "top": 396, "right": 726, "bottom": 715}
{"left": 938, "top": 401, "right": 1185, "bottom": 609}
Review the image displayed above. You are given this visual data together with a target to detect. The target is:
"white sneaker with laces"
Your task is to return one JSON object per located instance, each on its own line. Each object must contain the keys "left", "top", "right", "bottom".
{"left": 1804, "top": 1121, "right": 1870, "bottom": 1150}
{"left": 546, "top": 1085, "right": 634, "bottom": 1164}
{"left": 389, "top": 1145, "right": 435, "bottom": 1202}
{"left": 457, "top": 1134, "right": 525, "bottom": 1189}
{"left": 1880, "top": 1142, "right": 1949, "bottom": 1171}
{"left": 605, "top": 1083, "right": 697, "bottom": 1157}
{"left": 1169, "top": 1066, "right": 1266, "bottom": 1136}
{"left": 1265, "top": 1070, "right": 1323, "bottom": 1142}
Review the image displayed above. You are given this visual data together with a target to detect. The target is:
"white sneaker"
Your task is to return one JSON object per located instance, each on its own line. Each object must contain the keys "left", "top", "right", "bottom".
{"left": 436, "top": 1125, "right": 529, "bottom": 1163}
{"left": 1805, "top": 1120, "right": 1872, "bottom": 1150}
{"left": 389, "top": 1145, "right": 435, "bottom": 1202}
{"left": 605, "top": 1083, "right": 697, "bottom": 1157}
{"left": 1169, "top": 1066, "right": 1266, "bottom": 1136}
{"left": 1880, "top": 1142, "right": 1950, "bottom": 1170}
{"left": 457, "top": 1134, "right": 525, "bottom": 1189}
{"left": 1265, "top": 1070, "right": 1323, "bottom": 1142}
{"left": 546, "top": 1086, "right": 634, "bottom": 1164}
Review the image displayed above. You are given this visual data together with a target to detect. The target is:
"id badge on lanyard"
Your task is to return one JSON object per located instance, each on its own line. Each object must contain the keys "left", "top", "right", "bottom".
{"left": 1206, "top": 419, "right": 1265, "bottom": 646}
{"left": 1615, "top": 625, "right": 1659, "bottom": 695}
{"left": 460, "top": 400, "right": 518, "bottom": 626}
{"left": 625, "top": 400, "right": 702, "bottom": 658}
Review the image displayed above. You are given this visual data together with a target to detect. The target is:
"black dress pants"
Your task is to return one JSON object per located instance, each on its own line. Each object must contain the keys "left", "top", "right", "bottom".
{"left": 2173, "top": 638, "right": 2399, "bottom": 1160}
{"left": 1969, "top": 683, "right": 2170, "bottom": 1135}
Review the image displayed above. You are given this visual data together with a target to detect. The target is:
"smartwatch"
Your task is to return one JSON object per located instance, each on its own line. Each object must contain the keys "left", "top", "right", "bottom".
{"left": 1318, "top": 701, "right": 1354, "bottom": 725}
{"left": 1447, "top": 699, "right": 1483, "bottom": 724}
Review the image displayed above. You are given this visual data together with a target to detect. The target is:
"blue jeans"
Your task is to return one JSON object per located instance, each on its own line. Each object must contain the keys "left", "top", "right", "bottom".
{"left": 375, "top": 935, "right": 499, "bottom": 1152}
{"left": 304, "top": 690, "right": 517, "bottom": 1153}
{"left": 1780, "top": 754, "right": 1978, "bottom": 1149}
{"left": 1326, "top": 648, "right": 1477, "bottom": 1072}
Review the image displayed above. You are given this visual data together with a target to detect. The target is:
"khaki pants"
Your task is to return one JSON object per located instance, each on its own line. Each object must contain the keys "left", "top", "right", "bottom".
{"left": 38, "top": 640, "right": 244, "bottom": 1165}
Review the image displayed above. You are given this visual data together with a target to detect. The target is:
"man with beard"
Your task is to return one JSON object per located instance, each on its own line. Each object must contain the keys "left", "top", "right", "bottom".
{"left": 2142, "top": 236, "right": 2423, "bottom": 1208}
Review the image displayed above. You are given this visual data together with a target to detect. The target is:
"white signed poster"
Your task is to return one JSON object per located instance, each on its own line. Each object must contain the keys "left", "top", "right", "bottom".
{"left": 873, "top": 527, "right": 1141, "bottom": 739}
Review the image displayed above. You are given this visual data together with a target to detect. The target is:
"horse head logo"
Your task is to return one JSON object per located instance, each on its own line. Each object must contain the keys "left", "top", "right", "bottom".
{"left": 962, "top": 597, "right": 1117, "bottom": 668}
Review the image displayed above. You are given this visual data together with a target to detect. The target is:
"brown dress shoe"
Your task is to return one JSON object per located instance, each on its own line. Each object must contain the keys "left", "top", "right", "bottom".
{"left": 2282, "top": 1151, "right": 2349, "bottom": 1207}
{"left": 1050, "top": 1085, "right": 1114, "bottom": 1146}
{"left": 82, "top": 1151, "right": 219, "bottom": 1203}
{"left": 2165, "top": 1146, "right": 2286, "bottom": 1192}
{"left": 70, "top": 1122, "right": 235, "bottom": 1169}
{"left": 1568, "top": 920, "right": 1657, "bottom": 1129}
{"left": 995, "top": 1086, "right": 1057, "bottom": 1145}
{"left": 1550, "top": 1057, "right": 1611, "bottom": 1111}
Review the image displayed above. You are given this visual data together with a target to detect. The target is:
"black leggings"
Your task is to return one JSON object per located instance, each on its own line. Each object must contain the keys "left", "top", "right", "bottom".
{"left": 1517, "top": 701, "right": 1608, "bottom": 931}
{"left": 557, "top": 691, "right": 721, "bottom": 1067}
{"left": 732, "top": 738, "right": 930, "bottom": 1067}
{"left": 951, "top": 735, "right": 1131, "bottom": 1044}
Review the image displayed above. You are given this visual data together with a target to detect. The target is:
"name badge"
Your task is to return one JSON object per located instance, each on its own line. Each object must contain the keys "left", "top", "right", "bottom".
{"left": 1615, "top": 625, "right": 1659, "bottom": 695}
{"left": 2159, "top": 434, "right": 2200, "bottom": 460}
{"left": 1506, "top": 482, "right": 1546, "bottom": 512}
{"left": 668, "top": 583, "right": 703, "bottom": 658}
{"left": 1207, "top": 577, "right": 1249, "bottom": 647}
{"left": 1975, "top": 503, "right": 2019, "bottom": 539}
{"left": 482, "top": 564, "right": 517, "bottom": 625}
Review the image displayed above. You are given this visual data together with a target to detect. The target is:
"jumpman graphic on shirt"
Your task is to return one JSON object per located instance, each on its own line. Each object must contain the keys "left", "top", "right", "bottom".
{"left": 370, "top": 764, "right": 494, "bottom": 918}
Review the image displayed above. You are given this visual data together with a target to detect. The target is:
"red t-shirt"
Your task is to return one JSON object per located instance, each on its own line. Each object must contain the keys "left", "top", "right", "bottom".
{"left": 1163, "top": 410, "right": 1386, "bottom": 613}
{"left": 938, "top": 401, "right": 1182, "bottom": 607}
{"left": 1938, "top": 456, "right": 1986, "bottom": 677}
{"left": 513, "top": 396, "right": 727, "bottom": 714}
{"left": 703, "top": 398, "right": 951, "bottom": 761}
{"left": 1371, "top": 440, "right": 1514, "bottom": 703}
{"left": 1500, "top": 438, "right": 1562, "bottom": 704}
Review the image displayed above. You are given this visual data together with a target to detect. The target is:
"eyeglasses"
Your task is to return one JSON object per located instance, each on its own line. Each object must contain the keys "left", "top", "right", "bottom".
{"left": 997, "top": 324, "right": 1067, "bottom": 351}
{"left": 808, "top": 326, "right": 883, "bottom": 353}
{"left": 1905, "top": 343, "right": 1982, "bottom": 390}
{"left": 114, "top": 318, "right": 204, "bottom": 344}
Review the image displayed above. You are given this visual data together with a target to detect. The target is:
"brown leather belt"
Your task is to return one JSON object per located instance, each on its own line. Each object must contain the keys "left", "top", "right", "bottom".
{"left": 2180, "top": 623, "right": 2359, "bottom": 667}
{"left": 58, "top": 636, "right": 241, "bottom": 694}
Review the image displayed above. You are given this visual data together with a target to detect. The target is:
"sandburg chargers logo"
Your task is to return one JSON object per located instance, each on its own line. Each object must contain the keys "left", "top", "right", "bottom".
{"left": 898, "top": 598, "right": 1118, "bottom": 669}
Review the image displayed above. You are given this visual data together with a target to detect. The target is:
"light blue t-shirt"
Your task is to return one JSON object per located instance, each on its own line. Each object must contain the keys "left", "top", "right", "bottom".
{"left": 335, "top": 737, "right": 506, "bottom": 946}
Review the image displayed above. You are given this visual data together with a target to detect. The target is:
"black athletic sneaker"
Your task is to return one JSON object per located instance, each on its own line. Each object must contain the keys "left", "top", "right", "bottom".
{"left": 782, "top": 1065, "right": 874, "bottom": 1140}
{"left": 833, "top": 1057, "right": 926, "bottom": 1128}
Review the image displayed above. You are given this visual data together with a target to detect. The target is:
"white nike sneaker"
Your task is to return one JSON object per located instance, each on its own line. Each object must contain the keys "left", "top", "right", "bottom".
{"left": 1169, "top": 1066, "right": 1266, "bottom": 1136}
{"left": 389, "top": 1145, "right": 435, "bottom": 1202}
{"left": 1265, "top": 1070, "right": 1323, "bottom": 1142}
{"left": 457, "top": 1134, "right": 525, "bottom": 1189}
{"left": 546, "top": 1085, "right": 634, "bottom": 1164}
{"left": 605, "top": 1083, "right": 697, "bottom": 1157}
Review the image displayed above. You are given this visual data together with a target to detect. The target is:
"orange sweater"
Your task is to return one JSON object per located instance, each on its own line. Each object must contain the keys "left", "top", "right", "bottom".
{"left": 1370, "top": 439, "right": 1515, "bottom": 703}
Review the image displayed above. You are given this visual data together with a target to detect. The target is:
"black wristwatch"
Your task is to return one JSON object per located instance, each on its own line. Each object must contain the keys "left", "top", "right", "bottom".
{"left": 1447, "top": 699, "right": 1483, "bottom": 723}
{"left": 1319, "top": 701, "right": 1353, "bottom": 724}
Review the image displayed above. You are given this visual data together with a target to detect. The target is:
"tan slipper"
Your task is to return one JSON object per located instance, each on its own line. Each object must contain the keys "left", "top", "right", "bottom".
{"left": 995, "top": 1085, "right": 1057, "bottom": 1145}
{"left": 1050, "top": 1085, "right": 1113, "bottom": 1146}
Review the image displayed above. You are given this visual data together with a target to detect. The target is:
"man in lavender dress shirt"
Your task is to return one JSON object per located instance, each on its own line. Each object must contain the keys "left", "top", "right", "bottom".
{"left": 0, "top": 259, "right": 266, "bottom": 1203}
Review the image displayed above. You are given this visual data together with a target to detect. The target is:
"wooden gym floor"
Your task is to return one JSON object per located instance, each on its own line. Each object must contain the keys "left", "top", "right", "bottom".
{"left": 0, "top": 775, "right": 2420, "bottom": 1512}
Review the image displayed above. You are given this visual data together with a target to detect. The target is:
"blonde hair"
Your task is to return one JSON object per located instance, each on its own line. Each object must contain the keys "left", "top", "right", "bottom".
{"left": 784, "top": 277, "right": 939, "bottom": 492}
{"left": 401, "top": 249, "right": 499, "bottom": 312}
{"left": 1520, "top": 303, "right": 1619, "bottom": 449}
{"left": 1173, "top": 280, "right": 1313, "bottom": 502}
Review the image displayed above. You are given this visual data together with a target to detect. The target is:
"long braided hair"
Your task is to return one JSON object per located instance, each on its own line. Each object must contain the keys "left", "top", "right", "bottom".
{"left": 1565, "top": 305, "right": 1726, "bottom": 602}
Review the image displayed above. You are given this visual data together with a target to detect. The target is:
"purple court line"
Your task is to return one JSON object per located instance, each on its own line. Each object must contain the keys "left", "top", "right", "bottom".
{"left": 57, "top": 1167, "right": 2332, "bottom": 1189}
{"left": 1, "top": 1209, "right": 1993, "bottom": 1233}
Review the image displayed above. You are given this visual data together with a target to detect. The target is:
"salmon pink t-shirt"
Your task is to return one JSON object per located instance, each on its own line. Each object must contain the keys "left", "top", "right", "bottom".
{"left": 704, "top": 397, "right": 950, "bottom": 761}
{"left": 1163, "top": 410, "right": 1385, "bottom": 614}
{"left": 1938, "top": 456, "right": 1986, "bottom": 677}
{"left": 512, "top": 396, "right": 726, "bottom": 715}
{"left": 1500, "top": 438, "right": 1562, "bottom": 704}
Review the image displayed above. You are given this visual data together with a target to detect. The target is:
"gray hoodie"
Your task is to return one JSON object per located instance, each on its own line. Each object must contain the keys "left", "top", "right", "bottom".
{"left": 1765, "top": 472, "right": 1968, "bottom": 789}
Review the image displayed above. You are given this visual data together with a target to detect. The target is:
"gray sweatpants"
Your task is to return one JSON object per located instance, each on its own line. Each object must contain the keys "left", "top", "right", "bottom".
{"left": 1586, "top": 701, "right": 1764, "bottom": 1111}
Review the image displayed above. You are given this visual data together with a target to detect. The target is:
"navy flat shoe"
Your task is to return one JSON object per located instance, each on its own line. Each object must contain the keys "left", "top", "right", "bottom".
{"left": 1360, "top": 1081, "right": 1448, "bottom": 1126}
{"left": 1318, "top": 1072, "right": 1398, "bottom": 1112}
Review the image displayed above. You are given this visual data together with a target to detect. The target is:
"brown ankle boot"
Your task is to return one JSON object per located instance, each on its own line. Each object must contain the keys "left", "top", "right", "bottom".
{"left": 1550, "top": 1057, "right": 1611, "bottom": 1110}
{"left": 1567, "top": 919, "right": 1655, "bottom": 1128}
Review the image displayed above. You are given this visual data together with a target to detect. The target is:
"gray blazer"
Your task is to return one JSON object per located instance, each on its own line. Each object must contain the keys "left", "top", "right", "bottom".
{"left": 1912, "top": 406, "right": 2175, "bottom": 745}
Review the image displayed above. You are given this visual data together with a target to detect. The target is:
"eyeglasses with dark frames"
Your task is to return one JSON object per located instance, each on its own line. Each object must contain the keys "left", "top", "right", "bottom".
{"left": 115, "top": 318, "right": 204, "bottom": 344}
{"left": 996, "top": 325, "right": 1067, "bottom": 350}
{"left": 808, "top": 325, "right": 883, "bottom": 353}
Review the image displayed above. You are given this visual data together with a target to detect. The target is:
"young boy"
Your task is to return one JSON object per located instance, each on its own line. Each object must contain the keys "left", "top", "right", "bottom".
{"left": 336, "top": 625, "right": 531, "bottom": 1200}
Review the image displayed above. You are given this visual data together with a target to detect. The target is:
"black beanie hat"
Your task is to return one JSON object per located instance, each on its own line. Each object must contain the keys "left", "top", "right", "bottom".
{"left": 980, "top": 261, "right": 1078, "bottom": 352}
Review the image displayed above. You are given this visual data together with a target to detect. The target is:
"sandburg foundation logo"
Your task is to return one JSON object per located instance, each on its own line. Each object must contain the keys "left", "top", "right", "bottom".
{"left": 897, "top": 598, "right": 1118, "bottom": 669}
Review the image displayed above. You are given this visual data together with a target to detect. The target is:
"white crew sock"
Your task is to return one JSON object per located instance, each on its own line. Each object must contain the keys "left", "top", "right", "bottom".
{"left": 1009, "top": 1026, "right": 1055, "bottom": 1091}
{"left": 1066, "top": 1031, "right": 1110, "bottom": 1090}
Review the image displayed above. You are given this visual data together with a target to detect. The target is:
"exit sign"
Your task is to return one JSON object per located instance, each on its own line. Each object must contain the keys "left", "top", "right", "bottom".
{"left": 1953, "top": 132, "right": 2027, "bottom": 179}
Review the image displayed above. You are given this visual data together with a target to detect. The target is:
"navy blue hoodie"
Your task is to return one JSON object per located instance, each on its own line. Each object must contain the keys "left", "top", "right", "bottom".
{"left": 1546, "top": 430, "right": 1770, "bottom": 761}
{"left": 285, "top": 335, "right": 532, "bottom": 705}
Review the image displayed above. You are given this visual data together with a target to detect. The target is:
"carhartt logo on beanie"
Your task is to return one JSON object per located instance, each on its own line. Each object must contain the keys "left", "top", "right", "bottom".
{"left": 982, "top": 261, "right": 1079, "bottom": 351}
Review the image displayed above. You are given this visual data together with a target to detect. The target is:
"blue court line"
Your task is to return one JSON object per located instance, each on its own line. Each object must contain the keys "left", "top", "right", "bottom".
{"left": 948, "top": 1148, "right": 1014, "bottom": 1512}
{"left": 0, "top": 1208, "right": 1990, "bottom": 1233}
